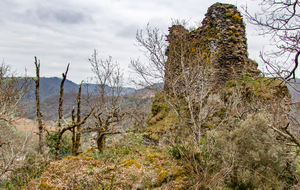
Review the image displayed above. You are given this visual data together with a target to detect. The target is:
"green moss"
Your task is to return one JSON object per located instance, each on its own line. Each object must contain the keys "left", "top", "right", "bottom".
{"left": 155, "top": 168, "right": 170, "bottom": 186}
{"left": 223, "top": 75, "right": 290, "bottom": 101}
{"left": 147, "top": 154, "right": 158, "bottom": 158}
{"left": 85, "top": 156, "right": 94, "bottom": 160}
{"left": 171, "top": 166, "right": 186, "bottom": 178}
{"left": 145, "top": 110, "right": 179, "bottom": 141}
{"left": 233, "top": 13, "right": 242, "bottom": 22}
{"left": 154, "top": 166, "right": 187, "bottom": 187}
{"left": 144, "top": 132, "right": 160, "bottom": 141}
{"left": 150, "top": 93, "right": 167, "bottom": 115}
{"left": 145, "top": 154, "right": 159, "bottom": 162}
{"left": 225, "top": 12, "right": 231, "bottom": 18}
{"left": 226, "top": 81, "right": 236, "bottom": 87}
{"left": 39, "top": 178, "right": 55, "bottom": 190}
{"left": 151, "top": 104, "right": 161, "bottom": 113}
{"left": 119, "top": 159, "right": 141, "bottom": 168}
{"left": 230, "top": 35, "right": 237, "bottom": 42}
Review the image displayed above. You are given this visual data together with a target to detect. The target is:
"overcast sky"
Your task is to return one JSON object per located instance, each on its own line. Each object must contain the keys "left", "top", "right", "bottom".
{"left": 0, "top": 0, "right": 270, "bottom": 86}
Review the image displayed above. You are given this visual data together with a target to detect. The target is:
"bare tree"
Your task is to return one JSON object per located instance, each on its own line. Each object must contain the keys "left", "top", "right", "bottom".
{"left": 0, "top": 61, "right": 28, "bottom": 121}
{"left": 54, "top": 64, "right": 92, "bottom": 159}
{"left": 243, "top": 0, "right": 300, "bottom": 80}
{"left": 0, "top": 121, "right": 32, "bottom": 179}
{"left": 84, "top": 50, "right": 125, "bottom": 153}
{"left": 0, "top": 61, "right": 31, "bottom": 180}
{"left": 71, "top": 82, "right": 84, "bottom": 156}
{"left": 32, "top": 57, "right": 45, "bottom": 157}
{"left": 130, "top": 24, "right": 167, "bottom": 90}
{"left": 124, "top": 91, "right": 153, "bottom": 133}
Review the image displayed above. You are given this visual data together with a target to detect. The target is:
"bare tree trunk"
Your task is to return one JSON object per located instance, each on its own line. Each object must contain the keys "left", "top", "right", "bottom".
{"left": 33, "top": 57, "right": 45, "bottom": 158}
{"left": 71, "top": 107, "right": 76, "bottom": 156}
{"left": 57, "top": 63, "right": 69, "bottom": 129}
{"left": 55, "top": 64, "right": 70, "bottom": 159}
{"left": 73, "top": 83, "right": 82, "bottom": 155}
{"left": 55, "top": 110, "right": 91, "bottom": 159}
{"left": 96, "top": 133, "right": 105, "bottom": 153}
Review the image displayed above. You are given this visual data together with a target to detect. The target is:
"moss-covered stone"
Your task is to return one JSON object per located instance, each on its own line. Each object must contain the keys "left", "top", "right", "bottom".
{"left": 222, "top": 75, "right": 291, "bottom": 101}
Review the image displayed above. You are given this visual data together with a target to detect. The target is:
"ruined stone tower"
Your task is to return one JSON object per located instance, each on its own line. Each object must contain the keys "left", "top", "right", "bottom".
{"left": 164, "top": 3, "right": 260, "bottom": 92}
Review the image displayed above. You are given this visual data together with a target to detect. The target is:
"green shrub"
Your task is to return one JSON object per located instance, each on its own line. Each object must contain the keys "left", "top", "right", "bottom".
{"left": 45, "top": 131, "right": 72, "bottom": 158}
{"left": 208, "top": 111, "right": 297, "bottom": 189}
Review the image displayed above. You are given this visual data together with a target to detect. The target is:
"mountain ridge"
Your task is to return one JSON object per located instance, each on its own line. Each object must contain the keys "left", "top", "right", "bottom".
{"left": 23, "top": 77, "right": 137, "bottom": 101}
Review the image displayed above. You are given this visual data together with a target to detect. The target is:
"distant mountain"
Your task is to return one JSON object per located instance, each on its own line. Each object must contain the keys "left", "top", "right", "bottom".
{"left": 23, "top": 77, "right": 139, "bottom": 101}
{"left": 22, "top": 77, "right": 155, "bottom": 121}
{"left": 81, "top": 83, "right": 136, "bottom": 96}
{"left": 24, "top": 77, "right": 79, "bottom": 101}
{"left": 24, "top": 91, "right": 77, "bottom": 120}
{"left": 25, "top": 90, "right": 154, "bottom": 121}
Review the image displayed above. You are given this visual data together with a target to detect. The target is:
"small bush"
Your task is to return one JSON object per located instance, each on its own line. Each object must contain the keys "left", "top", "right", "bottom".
{"left": 168, "top": 144, "right": 201, "bottom": 164}
{"left": 45, "top": 131, "right": 72, "bottom": 158}
{"left": 4, "top": 151, "right": 48, "bottom": 188}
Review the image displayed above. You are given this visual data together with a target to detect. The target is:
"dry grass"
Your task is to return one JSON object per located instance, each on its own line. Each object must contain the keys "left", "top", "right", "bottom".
{"left": 24, "top": 134, "right": 189, "bottom": 189}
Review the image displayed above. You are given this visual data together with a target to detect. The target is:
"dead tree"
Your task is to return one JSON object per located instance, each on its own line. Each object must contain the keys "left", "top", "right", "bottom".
{"left": 54, "top": 65, "right": 93, "bottom": 159}
{"left": 0, "top": 61, "right": 31, "bottom": 178}
{"left": 87, "top": 109, "right": 124, "bottom": 153}
{"left": 55, "top": 110, "right": 92, "bottom": 159}
{"left": 243, "top": 0, "right": 300, "bottom": 80}
{"left": 54, "top": 64, "right": 69, "bottom": 159}
{"left": 71, "top": 82, "right": 92, "bottom": 156}
{"left": 57, "top": 64, "right": 69, "bottom": 129}
{"left": 32, "top": 57, "right": 45, "bottom": 157}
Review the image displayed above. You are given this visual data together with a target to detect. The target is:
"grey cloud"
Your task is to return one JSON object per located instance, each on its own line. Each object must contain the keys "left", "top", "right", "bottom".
{"left": 35, "top": 6, "right": 91, "bottom": 24}
{"left": 0, "top": 0, "right": 269, "bottom": 85}
{"left": 116, "top": 24, "right": 139, "bottom": 39}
